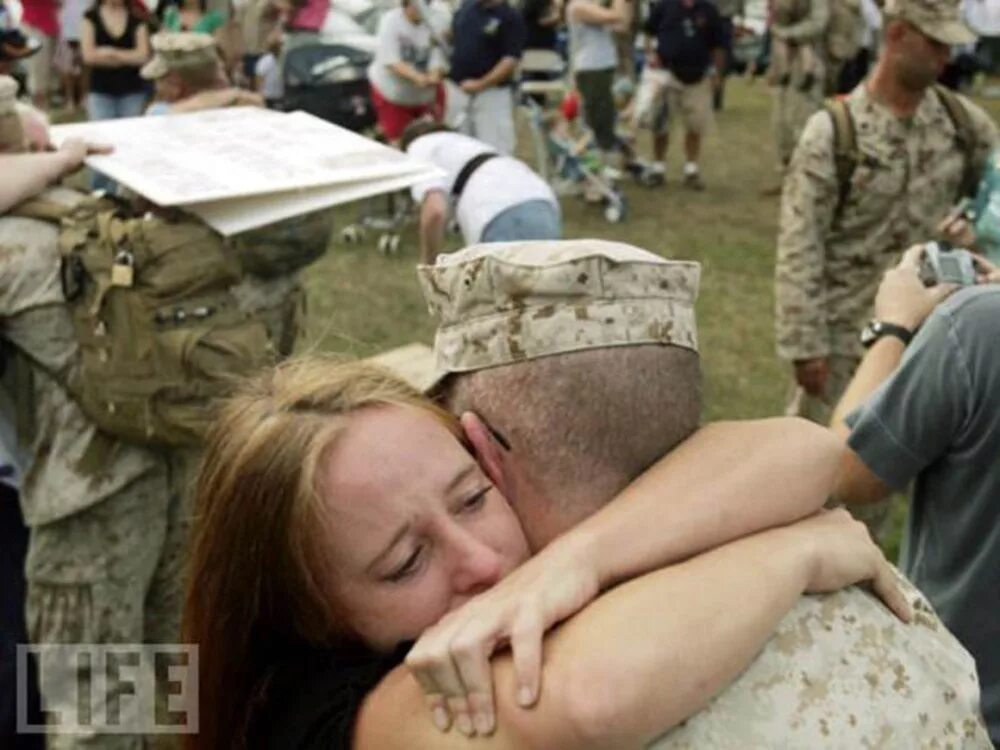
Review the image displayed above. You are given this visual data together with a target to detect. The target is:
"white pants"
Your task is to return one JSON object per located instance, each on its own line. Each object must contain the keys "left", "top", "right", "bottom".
{"left": 445, "top": 83, "right": 516, "bottom": 155}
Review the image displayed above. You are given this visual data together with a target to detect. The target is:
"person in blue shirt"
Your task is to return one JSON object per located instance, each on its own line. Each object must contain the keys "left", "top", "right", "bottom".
{"left": 642, "top": 0, "right": 723, "bottom": 189}
{"left": 447, "top": 0, "right": 526, "bottom": 154}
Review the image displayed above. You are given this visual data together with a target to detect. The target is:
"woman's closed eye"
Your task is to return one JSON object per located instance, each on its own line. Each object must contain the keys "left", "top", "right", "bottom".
{"left": 457, "top": 486, "right": 491, "bottom": 514}
{"left": 386, "top": 545, "right": 426, "bottom": 583}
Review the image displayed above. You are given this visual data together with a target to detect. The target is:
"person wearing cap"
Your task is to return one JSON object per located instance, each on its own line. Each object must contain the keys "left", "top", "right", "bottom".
{"left": 775, "top": 0, "right": 998, "bottom": 539}
{"left": 142, "top": 30, "right": 261, "bottom": 113}
{"left": 400, "top": 119, "right": 561, "bottom": 264}
{"left": 402, "top": 238, "right": 990, "bottom": 747}
{"left": 181, "top": 310, "right": 922, "bottom": 746}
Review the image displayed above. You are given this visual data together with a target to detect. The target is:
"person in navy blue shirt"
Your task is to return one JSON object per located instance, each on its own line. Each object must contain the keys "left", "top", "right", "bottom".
{"left": 642, "top": 0, "right": 723, "bottom": 189}
{"left": 447, "top": 0, "right": 526, "bottom": 154}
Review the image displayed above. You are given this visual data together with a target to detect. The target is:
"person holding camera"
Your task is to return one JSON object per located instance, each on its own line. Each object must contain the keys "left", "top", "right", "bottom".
{"left": 774, "top": 0, "right": 998, "bottom": 538}
{"left": 830, "top": 246, "right": 1000, "bottom": 745}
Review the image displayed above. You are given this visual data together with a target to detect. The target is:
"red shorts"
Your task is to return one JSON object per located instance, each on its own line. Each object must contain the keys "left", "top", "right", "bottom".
{"left": 370, "top": 83, "right": 444, "bottom": 142}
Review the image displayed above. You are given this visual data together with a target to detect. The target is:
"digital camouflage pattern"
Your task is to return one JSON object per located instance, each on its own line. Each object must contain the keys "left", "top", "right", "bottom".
{"left": 418, "top": 240, "right": 700, "bottom": 373}
{"left": 775, "top": 84, "right": 998, "bottom": 364}
{"left": 141, "top": 31, "right": 219, "bottom": 80}
{"left": 1, "top": 194, "right": 195, "bottom": 749}
{"left": 650, "top": 572, "right": 991, "bottom": 748}
{"left": 0, "top": 189, "right": 157, "bottom": 526}
{"left": 883, "top": 0, "right": 976, "bottom": 44}
{"left": 770, "top": 0, "right": 827, "bottom": 165}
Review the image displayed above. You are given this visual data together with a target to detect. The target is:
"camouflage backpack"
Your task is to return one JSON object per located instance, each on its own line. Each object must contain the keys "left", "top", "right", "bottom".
{"left": 12, "top": 193, "right": 304, "bottom": 447}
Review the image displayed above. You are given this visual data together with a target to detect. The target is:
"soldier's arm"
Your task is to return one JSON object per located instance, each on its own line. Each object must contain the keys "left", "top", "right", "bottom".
{"left": 775, "top": 111, "right": 838, "bottom": 362}
{"left": 359, "top": 520, "right": 877, "bottom": 750}
{"left": 772, "top": 0, "right": 829, "bottom": 41}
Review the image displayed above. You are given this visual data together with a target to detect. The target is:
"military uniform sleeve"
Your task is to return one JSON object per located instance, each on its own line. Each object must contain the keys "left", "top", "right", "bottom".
{"left": 775, "top": 110, "right": 838, "bottom": 362}
{"left": 774, "top": 0, "right": 829, "bottom": 41}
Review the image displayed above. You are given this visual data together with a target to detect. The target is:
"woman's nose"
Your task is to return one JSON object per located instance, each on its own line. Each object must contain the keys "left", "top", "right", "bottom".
{"left": 448, "top": 531, "right": 504, "bottom": 597}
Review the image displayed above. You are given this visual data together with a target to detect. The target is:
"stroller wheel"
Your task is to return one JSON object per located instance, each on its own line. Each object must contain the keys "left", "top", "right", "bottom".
{"left": 604, "top": 193, "right": 627, "bottom": 224}
{"left": 341, "top": 225, "right": 365, "bottom": 244}
{"left": 378, "top": 233, "right": 401, "bottom": 255}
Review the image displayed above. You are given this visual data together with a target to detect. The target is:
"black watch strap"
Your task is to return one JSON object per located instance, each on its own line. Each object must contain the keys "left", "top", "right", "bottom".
{"left": 861, "top": 320, "right": 913, "bottom": 349}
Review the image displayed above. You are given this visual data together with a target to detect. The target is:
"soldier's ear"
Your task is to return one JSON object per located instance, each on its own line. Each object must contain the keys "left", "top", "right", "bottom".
{"left": 459, "top": 411, "right": 513, "bottom": 496}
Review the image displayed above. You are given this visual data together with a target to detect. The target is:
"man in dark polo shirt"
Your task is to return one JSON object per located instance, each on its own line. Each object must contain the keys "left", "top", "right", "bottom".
{"left": 643, "top": 0, "right": 723, "bottom": 189}
{"left": 447, "top": 0, "right": 526, "bottom": 154}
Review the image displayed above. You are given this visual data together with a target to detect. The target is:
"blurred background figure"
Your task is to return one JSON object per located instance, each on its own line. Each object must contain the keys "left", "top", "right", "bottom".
{"left": 161, "top": 0, "right": 227, "bottom": 33}
{"left": 80, "top": 0, "right": 150, "bottom": 188}
{"left": 55, "top": 0, "right": 88, "bottom": 111}
{"left": 20, "top": 0, "right": 59, "bottom": 107}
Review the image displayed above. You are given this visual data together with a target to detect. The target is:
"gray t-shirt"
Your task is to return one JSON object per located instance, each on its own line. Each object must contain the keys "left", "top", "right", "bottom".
{"left": 846, "top": 284, "right": 1000, "bottom": 744}
{"left": 368, "top": 7, "right": 436, "bottom": 106}
{"left": 568, "top": 3, "right": 616, "bottom": 72}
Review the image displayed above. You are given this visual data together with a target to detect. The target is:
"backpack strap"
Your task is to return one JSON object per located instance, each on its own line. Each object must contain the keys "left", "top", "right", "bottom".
{"left": 934, "top": 83, "right": 980, "bottom": 199}
{"left": 8, "top": 194, "right": 74, "bottom": 224}
{"left": 825, "top": 96, "right": 858, "bottom": 222}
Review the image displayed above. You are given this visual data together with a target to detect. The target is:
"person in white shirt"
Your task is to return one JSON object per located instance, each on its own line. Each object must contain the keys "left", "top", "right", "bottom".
{"left": 369, "top": 0, "right": 442, "bottom": 143}
{"left": 401, "top": 120, "right": 561, "bottom": 263}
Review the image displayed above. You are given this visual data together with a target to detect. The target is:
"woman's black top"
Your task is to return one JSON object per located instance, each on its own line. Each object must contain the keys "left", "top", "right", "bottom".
{"left": 84, "top": 7, "right": 146, "bottom": 96}
{"left": 258, "top": 642, "right": 411, "bottom": 750}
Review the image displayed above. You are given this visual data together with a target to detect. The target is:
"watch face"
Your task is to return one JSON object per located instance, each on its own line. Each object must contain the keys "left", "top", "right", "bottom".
{"left": 860, "top": 321, "right": 880, "bottom": 347}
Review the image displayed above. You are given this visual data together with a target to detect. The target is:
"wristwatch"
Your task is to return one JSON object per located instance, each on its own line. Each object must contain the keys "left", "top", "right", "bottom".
{"left": 860, "top": 320, "right": 913, "bottom": 349}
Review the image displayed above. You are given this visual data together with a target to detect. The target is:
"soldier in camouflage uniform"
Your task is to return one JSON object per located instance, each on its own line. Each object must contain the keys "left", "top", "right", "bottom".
{"left": 408, "top": 238, "right": 992, "bottom": 747}
{"left": 0, "top": 181, "right": 192, "bottom": 750}
{"left": 769, "top": 0, "right": 828, "bottom": 169}
{"left": 141, "top": 32, "right": 330, "bottom": 357}
{"left": 775, "top": 0, "right": 997, "bottom": 537}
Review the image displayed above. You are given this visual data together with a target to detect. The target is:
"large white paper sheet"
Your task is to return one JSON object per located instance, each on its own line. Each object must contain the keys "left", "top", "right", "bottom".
{"left": 187, "top": 167, "right": 440, "bottom": 235}
{"left": 49, "top": 108, "right": 430, "bottom": 206}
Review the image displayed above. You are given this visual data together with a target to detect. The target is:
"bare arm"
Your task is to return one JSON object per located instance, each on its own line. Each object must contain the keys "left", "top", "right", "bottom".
{"left": 419, "top": 191, "right": 448, "bottom": 264}
{"left": 388, "top": 61, "right": 432, "bottom": 87}
{"left": 0, "top": 142, "right": 108, "bottom": 212}
{"left": 830, "top": 247, "right": 956, "bottom": 505}
{"left": 80, "top": 18, "right": 122, "bottom": 67}
{"left": 369, "top": 514, "right": 904, "bottom": 748}
{"left": 772, "top": 0, "right": 829, "bottom": 41}
{"left": 113, "top": 22, "right": 150, "bottom": 67}
{"left": 568, "top": 0, "right": 629, "bottom": 28}
{"left": 163, "top": 88, "right": 265, "bottom": 113}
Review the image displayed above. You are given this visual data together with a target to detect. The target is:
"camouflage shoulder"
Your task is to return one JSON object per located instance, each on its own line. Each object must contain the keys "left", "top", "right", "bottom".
{"left": 955, "top": 92, "right": 1000, "bottom": 153}
{"left": 788, "top": 108, "right": 837, "bottom": 177}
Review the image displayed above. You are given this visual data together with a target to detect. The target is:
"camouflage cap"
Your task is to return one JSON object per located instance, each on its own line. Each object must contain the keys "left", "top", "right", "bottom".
{"left": 883, "top": 0, "right": 975, "bottom": 45}
{"left": 141, "top": 32, "right": 219, "bottom": 80}
{"left": 418, "top": 239, "right": 700, "bottom": 373}
{"left": 0, "top": 75, "right": 17, "bottom": 116}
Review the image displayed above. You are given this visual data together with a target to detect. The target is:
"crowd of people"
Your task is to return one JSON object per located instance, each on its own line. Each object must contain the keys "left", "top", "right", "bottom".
{"left": 3, "top": 0, "right": 1000, "bottom": 747}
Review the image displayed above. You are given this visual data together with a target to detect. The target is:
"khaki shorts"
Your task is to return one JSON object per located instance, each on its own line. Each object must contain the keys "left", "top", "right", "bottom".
{"left": 24, "top": 25, "right": 55, "bottom": 101}
{"left": 656, "top": 76, "right": 714, "bottom": 136}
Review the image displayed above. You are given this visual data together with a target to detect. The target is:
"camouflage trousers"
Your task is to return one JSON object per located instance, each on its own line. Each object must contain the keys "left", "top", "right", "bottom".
{"left": 772, "top": 82, "right": 824, "bottom": 167}
{"left": 23, "top": 450, "right": 198, "bottom": 750}
{"left": 785, "top": 354, "right": 894, "bottom": 545}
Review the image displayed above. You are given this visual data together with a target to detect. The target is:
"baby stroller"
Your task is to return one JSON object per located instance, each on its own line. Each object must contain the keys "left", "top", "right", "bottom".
{"left": 281, "top": 43, "right": 376, "bottom": 133}
{"left": 521, "top": 93, "right": 629, "bottom": 224}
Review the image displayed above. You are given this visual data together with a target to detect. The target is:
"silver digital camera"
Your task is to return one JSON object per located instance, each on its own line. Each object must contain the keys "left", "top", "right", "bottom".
{"left": 919, "top": 242, "right": 979, "bottom": 287}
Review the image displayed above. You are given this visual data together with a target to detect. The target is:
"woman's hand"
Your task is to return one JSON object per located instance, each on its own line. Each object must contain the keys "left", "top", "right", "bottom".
{"left": 405, "top": 534, "right": 601, "bottom": 738}
{"left": 786, "top": 509, "right": 912, "bottom": 623}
